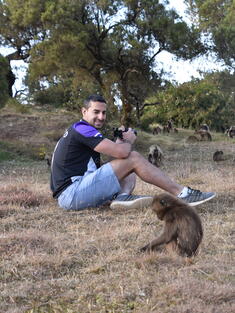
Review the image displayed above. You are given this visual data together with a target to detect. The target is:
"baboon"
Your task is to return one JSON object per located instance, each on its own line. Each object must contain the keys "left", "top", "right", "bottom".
{"left": 200, "top": 124, "right": 209, "bottom": 132}
{"left": 228, "top": 126, "right": 235, "bottom": 138}
{"left": 173, "top": 127, "right": 178, "bottom": 133}
{"left": 186, "top": 135, "right": 199, "bottom": 143}
{"left": 148, "top": 145, "right": 163, "bottom": 167}
{"left": 44, "top": 154, "right": 52, "bottom": 167}
{"left": 195, "top": 129, "right": 212, "bottom": 141}
{"left": 167, "top": 119, "right": 174, "bottom": 131}
{"left": 141, "top": 193, "right": 203, "bottom": 257}
{"left": 163, "top": 125, "right": 170, "bottom": 134}
{"left": 152, "top": 127, "right": 157, "bottom": 135}
{"left": 152, "top": 126, "right": 162, "bottom": 135}
{"left": 213, "top": 150, "right": 224, "bottom": 162}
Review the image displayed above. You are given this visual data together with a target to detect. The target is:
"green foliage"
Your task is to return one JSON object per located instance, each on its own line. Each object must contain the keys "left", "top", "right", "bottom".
{"left": 32, "top": 83, "right": 69, "bottom": 107}
{"left": 0, "top": 148, "right": 13, "bottom": 162}
{"left": 141, "top": 71, "right": 235, "bottom": 131}
{"left": 0, "top": 141, "right": 23, "bottom": 162}
{"left": 0, "top": 55, "right": 10, "bottom": 108}
{"left": 6, "top": 97, "right": 30, "bottom": 113}
{"left": 0, "top": 0, "right": 206, "bottom": 124}
{"left": 186, "top": 0, "right": 235, "bottom": 67}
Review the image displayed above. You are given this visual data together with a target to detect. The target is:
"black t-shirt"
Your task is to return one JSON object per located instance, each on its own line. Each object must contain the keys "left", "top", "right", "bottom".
{"left": 50, "top": 120, "right": 104, "bottom": 198}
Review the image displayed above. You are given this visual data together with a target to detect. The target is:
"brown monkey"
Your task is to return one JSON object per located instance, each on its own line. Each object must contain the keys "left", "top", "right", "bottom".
{"left": 213, "top": 150, "right": 224, "bottom": 162}
{"left": 152, "top": 126, "right": 162, "bottom": 135}
{"left": 44, "top": 153, "right": 52, "bottom": 167}
{"left": 148, "top": 145, "right": 163, "bottom": 167}
{"left": 194, "top": 129, "right": 212, "bottom": 141}
{"left": 186, "top": 135, "right": 199, "bottom": 143}
{"left": 141, "top": 193, "right": 203, "bottom": 257}
{"left": 162, "top": 125, "right": 170, "bottom": 134}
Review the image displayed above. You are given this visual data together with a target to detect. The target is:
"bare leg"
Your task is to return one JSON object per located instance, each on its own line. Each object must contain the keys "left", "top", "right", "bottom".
{"left": 110, "top": 151, "right": 183, "bottom": 196}
{"left": 119, "top": 173, "right": 136, "bottom": 194}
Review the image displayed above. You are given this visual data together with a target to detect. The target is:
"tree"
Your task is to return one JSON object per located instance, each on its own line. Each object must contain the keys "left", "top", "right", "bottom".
{"left": 186, "top": 0, "right": 235, "bottom": 68}
{"left": 141, "top": 71, "right": 235, "bottom": 131}
{"left": 0, "top": 0, "right": 206, "bottom": 124}
{"left": 0, "top": 54, "right": 15, "bottom": 108}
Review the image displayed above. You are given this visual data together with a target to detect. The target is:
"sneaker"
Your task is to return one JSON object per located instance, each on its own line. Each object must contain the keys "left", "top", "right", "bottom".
{"left": 180, "top": 187, "right": 216, "bottom": 206}
{"left": 110, "top": 194, "right": 153, "bottom": 210}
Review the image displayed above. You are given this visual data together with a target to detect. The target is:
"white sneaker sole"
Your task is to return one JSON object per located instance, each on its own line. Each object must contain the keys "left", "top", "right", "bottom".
{"left": 187, "top": 193, "right": 216, "bottom": 207}
{"left": 110, "top": 197, "right": 153, "bottom": 210}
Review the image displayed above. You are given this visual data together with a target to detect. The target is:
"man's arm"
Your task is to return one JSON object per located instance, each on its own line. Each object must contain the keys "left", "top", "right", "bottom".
{"left": 94, "top": 128, "right": 136, "bottom": 159}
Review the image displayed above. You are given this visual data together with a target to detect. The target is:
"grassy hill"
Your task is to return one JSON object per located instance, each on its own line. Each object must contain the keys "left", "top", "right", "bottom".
{"left": 0, "top": 107, "right": 234, "bottom": 313}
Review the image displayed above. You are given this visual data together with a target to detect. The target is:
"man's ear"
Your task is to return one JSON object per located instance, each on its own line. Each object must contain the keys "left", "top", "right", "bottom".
{"left": 81, "top": 107, "right": 86, "bottom": 115}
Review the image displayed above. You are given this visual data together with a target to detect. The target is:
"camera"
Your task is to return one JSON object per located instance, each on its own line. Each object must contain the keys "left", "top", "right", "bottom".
{"left": 113, "top": 127, "right": 137, "bottom": 140}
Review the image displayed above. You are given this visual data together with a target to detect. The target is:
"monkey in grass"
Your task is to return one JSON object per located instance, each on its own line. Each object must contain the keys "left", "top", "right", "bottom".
{"left": 148, "top": 145, "right": 163, "bottom": 167}
{"left": 194, "top": 129, "right": 212, "bottom": 141}
{"left": 213, "top": 150, "right": 224, "bottom": 162}
{"left": 141, "top": 193, "right": 203, "bottom": 257}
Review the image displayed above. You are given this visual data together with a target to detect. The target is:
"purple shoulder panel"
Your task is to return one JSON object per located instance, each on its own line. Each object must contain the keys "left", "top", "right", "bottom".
{"left": 73, "top": 121, "right": 102, "bottom": 138}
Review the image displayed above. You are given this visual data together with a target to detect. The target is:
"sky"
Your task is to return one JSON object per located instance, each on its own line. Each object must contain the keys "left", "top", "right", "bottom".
{"left": 0, "top": 0, "right": 226, "bottom": 93}
{"left": 157, "top": 0, "right": 226, "bottom": 83}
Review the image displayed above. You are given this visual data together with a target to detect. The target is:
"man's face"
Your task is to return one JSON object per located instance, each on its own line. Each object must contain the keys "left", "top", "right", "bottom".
{"left": 82, "top": 101, "right": 107, "bottom": 129}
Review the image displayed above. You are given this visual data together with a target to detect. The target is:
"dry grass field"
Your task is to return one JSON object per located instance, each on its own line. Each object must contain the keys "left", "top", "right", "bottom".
{"left": 0, "top": 109, "right": 234, "bottom": 313}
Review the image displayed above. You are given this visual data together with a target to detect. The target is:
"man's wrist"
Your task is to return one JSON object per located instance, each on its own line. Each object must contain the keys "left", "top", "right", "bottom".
{"left": 122, "top": 139, "right": 132, "bottom": 144}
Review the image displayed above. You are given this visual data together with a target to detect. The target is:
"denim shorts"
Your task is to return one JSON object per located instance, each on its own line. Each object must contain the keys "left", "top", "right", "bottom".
{"left": 58, "top": 163, "right": 121, "bottom": 210}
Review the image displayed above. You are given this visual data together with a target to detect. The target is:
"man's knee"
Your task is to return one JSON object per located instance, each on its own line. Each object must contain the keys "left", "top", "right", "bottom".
{"left": 109, "top": 151, "right": 144, "bottom": 176}
{"left": 129, "top": 150, "right": 143, "bottom": 161}
{"left": 128, "top": 151, "right": 146, "bottom": 166}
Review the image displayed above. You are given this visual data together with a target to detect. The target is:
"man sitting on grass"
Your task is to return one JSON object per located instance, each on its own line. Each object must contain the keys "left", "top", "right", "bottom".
{"left": 50, "top": 94, "right": 216, "bottom": 210}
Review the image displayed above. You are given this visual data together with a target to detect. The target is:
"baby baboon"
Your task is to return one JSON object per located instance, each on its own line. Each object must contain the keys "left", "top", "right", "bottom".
{"left": 141, "top": 193, "right": 203, "bottom": 257}
{"left": 213, "top": 150, "right": 224, "bottom": 162}
{"left": 173, "top": 127, "right": 178, "bottom": 133}
{"left": 186, "top": 135, "right": 199, "bottom": 143}
{"left": 195, "top": 129, "right": 212, "bottom": 141}
{"left": 148, "top": 145, "right": 163, "bottom": 167}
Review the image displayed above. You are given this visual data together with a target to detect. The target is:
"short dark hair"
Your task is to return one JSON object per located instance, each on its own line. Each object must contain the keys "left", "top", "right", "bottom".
{"left": 83, "top": 95, "right": 106, "bottom": 109}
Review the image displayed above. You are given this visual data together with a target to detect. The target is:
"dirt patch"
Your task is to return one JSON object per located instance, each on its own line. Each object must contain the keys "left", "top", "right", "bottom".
{"left": 0, "top": 110, "right": 77, "bottom": 157}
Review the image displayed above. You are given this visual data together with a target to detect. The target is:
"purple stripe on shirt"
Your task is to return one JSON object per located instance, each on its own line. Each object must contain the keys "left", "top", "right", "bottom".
{"left": 73, "top": 121, "right": 102, "bottom": 138}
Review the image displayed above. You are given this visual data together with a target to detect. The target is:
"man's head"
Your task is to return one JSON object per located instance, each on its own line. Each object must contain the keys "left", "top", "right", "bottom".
{"left": 82, "top": 95, "right": 107, "bottom": 129}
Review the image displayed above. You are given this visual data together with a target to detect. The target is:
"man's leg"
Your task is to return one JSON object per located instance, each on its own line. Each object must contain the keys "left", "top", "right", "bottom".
{"left": 119, "top": 173, "right": 136, "bottom": 194}
{"left": 58, "top": 163, "right": 122, "bottom": 210}
{"left": 110, "top": 151, "right": 215, "bottom": 207}
{"left": 110, "top": 151, "right": 183, "bottom": 196}
{"left": 109, "top": 151, "right": 182, "bottom": 209}
{"left": 110, "top": 172, "right": 153, "bottom": 209}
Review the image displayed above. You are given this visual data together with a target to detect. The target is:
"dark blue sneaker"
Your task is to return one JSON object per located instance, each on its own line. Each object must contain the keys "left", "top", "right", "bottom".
{"left": 180, "top": 187, "right": 216, "bottom": 206}
{"left": 110, "top": 194, "right": 153, "bottom": 210}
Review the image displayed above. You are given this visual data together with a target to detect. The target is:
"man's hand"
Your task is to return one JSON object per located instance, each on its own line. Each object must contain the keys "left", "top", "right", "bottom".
{"left": 122, "top": 128, "right": 136, "bottom": 144}
{"left": 95, "top": 125, "right": 135, "bottom": 158}
{"left": 115, "top": 126, "right": 136, "bottom": 145}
